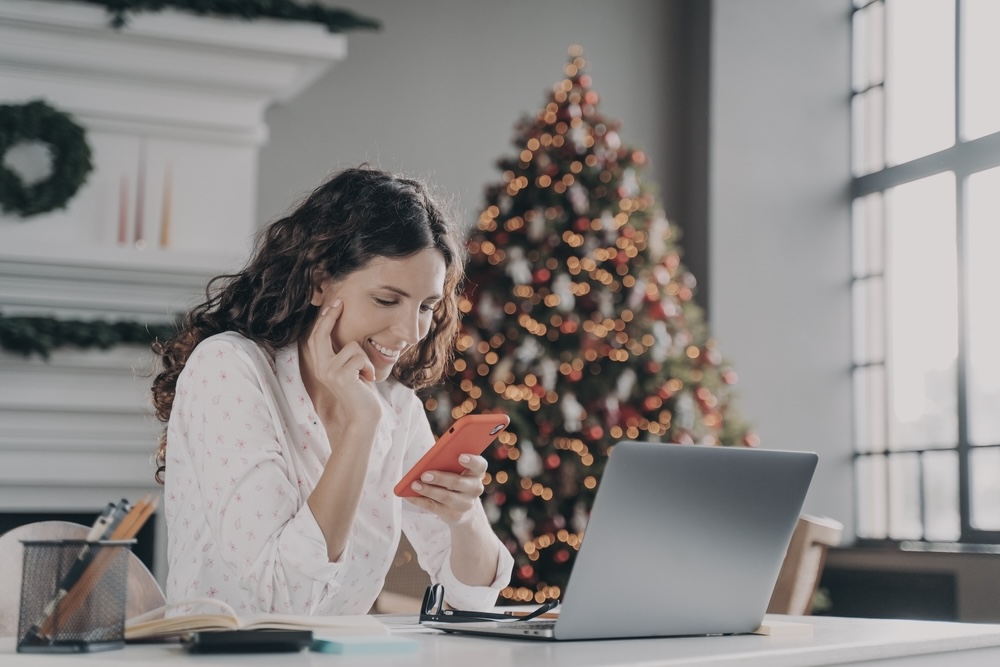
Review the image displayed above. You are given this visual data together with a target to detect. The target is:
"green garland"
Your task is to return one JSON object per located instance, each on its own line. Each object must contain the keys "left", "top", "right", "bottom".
{"left": 0, "top": 100, "right": 94, "bottom": 218}
{"left": 80, "top": 1, "right": 381, "bottom": 32}
{"left": 0, "top": 314, "right": 177, "bottom": 359}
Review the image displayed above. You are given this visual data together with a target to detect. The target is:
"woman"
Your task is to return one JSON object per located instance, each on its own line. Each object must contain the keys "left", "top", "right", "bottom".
{"left": 151, "top": 166, "right": 513, "bottom": 615}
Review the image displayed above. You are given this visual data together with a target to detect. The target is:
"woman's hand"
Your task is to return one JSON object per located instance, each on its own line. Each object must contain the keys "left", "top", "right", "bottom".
{"left": 301, "top": 299, "right": 383, "bottom": 426}
{"left": 405, "top": 454, "right": 488, "bottom": 526}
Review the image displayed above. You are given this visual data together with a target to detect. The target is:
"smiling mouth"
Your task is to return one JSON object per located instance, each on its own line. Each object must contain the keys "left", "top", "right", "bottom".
{"left": 368, "top": 338, "right": 402, "bottom": 361}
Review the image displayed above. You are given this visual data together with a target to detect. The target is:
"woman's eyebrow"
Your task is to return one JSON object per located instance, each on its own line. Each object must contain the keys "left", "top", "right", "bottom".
{"left": 375, "top": 285, "right": 443, "bottom": 301}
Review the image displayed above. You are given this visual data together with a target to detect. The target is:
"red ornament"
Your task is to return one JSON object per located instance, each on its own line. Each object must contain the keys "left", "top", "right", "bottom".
{"left": 493, "top": 492, "right": 507, "bottom": 506}
{"left": 585, "top": 424, "right": 603, "bottom": 440}
{"left": 519, "top": 489, "right": 534, "bottom": 503}
{"left": 545, "top": 453, "right": 561, "bottom": 469}
{"left": 518, "top": 564, "right": 535, "bottom": 580}
{"left": 569, "top": 370, "right": 582, "bottom": 382}
{"left": 560, "top": 320, "right": 578, "bottom": 334}
{"left": 574, "top": 217, "right": 590, "bottom": 232}
{"left": 553, "top": 549, "right": 570, "bottom": 564}
{"left": 533, "top": 268, "right": 551, "bottom": 284}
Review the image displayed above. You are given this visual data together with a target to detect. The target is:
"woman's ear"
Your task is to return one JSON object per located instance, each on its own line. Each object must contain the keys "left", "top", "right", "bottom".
{"left": 309, "top": 267, "right": 328, "bottom": 307}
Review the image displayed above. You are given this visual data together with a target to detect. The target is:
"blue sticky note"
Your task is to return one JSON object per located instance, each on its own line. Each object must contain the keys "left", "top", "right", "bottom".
{"left": 310, "top": 635, "right": 421, "bottom": 655}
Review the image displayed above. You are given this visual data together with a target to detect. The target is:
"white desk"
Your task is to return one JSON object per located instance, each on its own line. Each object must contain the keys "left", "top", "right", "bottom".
{"left": 3, "top": 615, "right": 1000, "bottom": 666}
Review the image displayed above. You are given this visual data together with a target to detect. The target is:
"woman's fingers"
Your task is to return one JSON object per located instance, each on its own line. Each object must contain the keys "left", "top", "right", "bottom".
{"left": 309, "top": 298, "right": 342, "bottom": 357}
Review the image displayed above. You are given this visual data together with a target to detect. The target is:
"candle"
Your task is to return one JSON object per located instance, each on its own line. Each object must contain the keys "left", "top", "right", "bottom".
{"left": 118, "top": 174, "right": 129, "bottom": 245}
{"left": 159, "top": 161, "right": 172, "bottom": 248}
{"left": 134, "top": 139, "right": 146, "bottom": 248}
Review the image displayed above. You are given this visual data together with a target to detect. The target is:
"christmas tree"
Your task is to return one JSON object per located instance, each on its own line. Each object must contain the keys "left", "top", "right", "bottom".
{"left": 424, "top": 46, "right": 756, "bottom": 604}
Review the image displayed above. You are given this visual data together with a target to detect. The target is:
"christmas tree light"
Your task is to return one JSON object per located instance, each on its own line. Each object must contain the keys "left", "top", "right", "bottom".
{"left": 424, "top": 46, "right": 756, "bottom": 603}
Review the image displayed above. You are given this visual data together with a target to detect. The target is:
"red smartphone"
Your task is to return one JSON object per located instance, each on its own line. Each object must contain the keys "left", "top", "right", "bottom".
{"left": 394, "top": 413, "right": 510, "bottom": 497}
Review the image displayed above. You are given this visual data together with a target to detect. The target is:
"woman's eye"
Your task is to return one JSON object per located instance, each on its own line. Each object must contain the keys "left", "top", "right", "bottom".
{"left": 375, "top": 298, "right": 397, "bottom": 307}
{"left": 419, "top": 303, "right": 435, "bottom": 313}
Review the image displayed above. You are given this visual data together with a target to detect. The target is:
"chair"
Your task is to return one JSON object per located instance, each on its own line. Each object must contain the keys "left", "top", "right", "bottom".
{"left": 373, "top": 533, "right": 431, "bottom": 614}
{"left": 0, "top": 521, "right": 166, "bottom": 637}
{"left": 767, "top": 514, "right": 844, "bottom": 616}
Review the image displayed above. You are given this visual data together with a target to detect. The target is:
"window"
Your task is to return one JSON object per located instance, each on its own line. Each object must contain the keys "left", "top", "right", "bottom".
{"left": 852, "top": 0, "right": 1000, "bottom": 544}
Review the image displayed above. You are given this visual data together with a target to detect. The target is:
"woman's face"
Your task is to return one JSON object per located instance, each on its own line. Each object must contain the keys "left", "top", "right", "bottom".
{"left": 311, "top": 248, "right": 447, "bottom": 382}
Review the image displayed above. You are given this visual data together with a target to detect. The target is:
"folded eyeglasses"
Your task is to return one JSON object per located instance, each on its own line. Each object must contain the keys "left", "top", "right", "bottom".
{"left": 419, "top": 583, "right": 559, "bottom": 624}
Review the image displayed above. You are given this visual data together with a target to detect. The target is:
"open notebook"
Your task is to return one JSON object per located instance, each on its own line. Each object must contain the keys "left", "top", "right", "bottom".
{"left": 423, "top": 442, "right": 818, "bottom": 641}
{"left": 125, "top": 599, "right": 388, "bottom": 641}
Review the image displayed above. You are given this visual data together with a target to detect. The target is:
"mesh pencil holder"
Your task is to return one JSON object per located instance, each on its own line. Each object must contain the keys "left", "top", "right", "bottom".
{"left": 17, "top": 539, "right": 135, "bottom": 653}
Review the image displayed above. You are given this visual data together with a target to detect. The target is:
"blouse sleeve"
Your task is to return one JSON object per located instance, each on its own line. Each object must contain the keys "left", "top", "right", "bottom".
{"left": 398, "top": 398, "right": 514, "bottom": 611}
{"left": 172, "top": 337, "right": 351, "bottom": 615}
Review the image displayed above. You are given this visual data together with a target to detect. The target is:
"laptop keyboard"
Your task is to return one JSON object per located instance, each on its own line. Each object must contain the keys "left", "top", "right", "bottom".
{"left": 503, "top": 619, "right": 557, "bottom": 630}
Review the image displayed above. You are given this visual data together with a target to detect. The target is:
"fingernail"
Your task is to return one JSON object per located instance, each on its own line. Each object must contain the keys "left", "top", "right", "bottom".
{"left": 411, "top": 481, "right": 422, "bottom": 491}
{"left": 321, "top": 306, "right": 330, "bottom": 316}
{"left": 459, "top": 455, "right": 471, "bottom": 464}
{"left": 421, "top": 473, "right": 434, "bottom": 482}
{"left": 332, "top": 298, "right": 343, "bottom": 307}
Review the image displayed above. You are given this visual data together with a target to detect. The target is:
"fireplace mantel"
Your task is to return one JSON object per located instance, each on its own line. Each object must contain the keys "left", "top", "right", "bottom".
{"left": 0, "top": 0, "right": 349, "bottom": 581}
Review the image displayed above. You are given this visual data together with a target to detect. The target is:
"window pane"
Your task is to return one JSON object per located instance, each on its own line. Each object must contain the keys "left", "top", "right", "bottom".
{"left": 970, "top": 448, "right": 1000, "bottom": 530}
{"left": 888, "top": 452, "right": 922, "bottom": 539}
{"left": 966, "top": 168, "right": 1000, "bottom": 446}
{"left": 852, "top": 87, "right": 885, "bottom": 176}
{"left": 854, "top": 365, "right": 887, "bottom": 454}
{"left": 886, "top": 173, "right": 958, "bottom": 449}
{"left": 856, "top": 454, "right": 888, "bottom": 538}
{"left": 853, "top": 1, "right": 885, "bottom": 92}
{"left": 852, "top": 193, "right": 885, "bottom": 278}
{"left": 885, "top": 0, "right": 955, "bottom": 164}
{"left": 922, "top": 449, "right": 960, "bottom": 541}
{"left": 853, "top": 276, "right": 885, "bottom": 365}
{"left": 961, "top": 0, "right": 1000, "bottom": 140}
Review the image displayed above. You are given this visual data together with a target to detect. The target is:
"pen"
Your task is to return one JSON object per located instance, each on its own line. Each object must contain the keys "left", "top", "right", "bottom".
{"left": 23, "top": 500, "right": 128, "bottom": 643}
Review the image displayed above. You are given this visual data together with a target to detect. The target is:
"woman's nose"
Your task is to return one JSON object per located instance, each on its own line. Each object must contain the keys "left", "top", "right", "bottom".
{"left": 394, "top": 306, "right": 423, "bottom": 344}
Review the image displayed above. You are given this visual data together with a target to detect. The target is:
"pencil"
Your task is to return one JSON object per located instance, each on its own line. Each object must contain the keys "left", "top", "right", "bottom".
{"left": 35, "top": 494, "right": 160, "bottom": 641}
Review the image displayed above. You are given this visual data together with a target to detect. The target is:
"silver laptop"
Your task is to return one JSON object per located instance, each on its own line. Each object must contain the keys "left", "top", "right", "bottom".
{"left": 424, "top": 441, "right": 817, "bottom": 641}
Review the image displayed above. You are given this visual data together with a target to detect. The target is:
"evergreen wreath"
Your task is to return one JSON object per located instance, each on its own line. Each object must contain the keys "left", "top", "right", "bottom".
{"left": 80, "top": 1, "right": 381, "bottom": 32}
{"left": 0, "top": 314, "right": 177, "bottom": 359}
{"left": 0, "top": 100, "right": 94, "bottom": 218}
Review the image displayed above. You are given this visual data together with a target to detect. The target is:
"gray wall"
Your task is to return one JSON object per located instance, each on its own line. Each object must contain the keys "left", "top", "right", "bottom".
{"left": 710, "top": 0, "right": 854, "bottom": 533}
{"left": 260, "top": 0, "right": 681, "bottom": 230}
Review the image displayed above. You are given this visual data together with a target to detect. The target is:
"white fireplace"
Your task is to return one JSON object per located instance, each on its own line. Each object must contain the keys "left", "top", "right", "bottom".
{"left": 0, "top": 0, "right": 348, "bottom": 581}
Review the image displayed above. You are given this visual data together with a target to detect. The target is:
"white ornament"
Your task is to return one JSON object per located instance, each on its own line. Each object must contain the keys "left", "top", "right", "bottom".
{"left": 515, "top": 337, "right": 543, "bottom": 367}
{"left": 598, "top": 290, "right": 614, "bottom": 318}
{"left": 648, "top": 212, "right": 670, "bottom": 262}
{"left": 516, "top": 439, "right": 544, "bottom": 478}
{"left": 561, "top": 392, "right": 585, "bottom": 433}
{"left": 434, "top": 392, "right": 452, "bottom": 427}
{"left": 528, "top": 211, "right": 547, "bottom": 242}
{"left": 621, "top": 168, "right": 639, "bottom": 197}
{"left": 483, "top": 495, "right": 501, "bottom": 524}
{"left": 510, "top": 507, "right": 535, "bottom": 545}
{"left": 568, "top": 183, "right": 589, "bottom": 215}
{"left": 651, "top": 321, "right": 671, "bottom": 362}
{"left": 551, "top": 273, "right": 576, "bottom": 313}
{"left": 601, "top": 210, "right": 617, "bottom": 245}
{"left": 627, "top": 277, "right": 646, "bottom": 311}
{"left": 477, "top": 292, "right": 505, "bottom": 331}
{"left": 615, "top": 368, "right": 637, "bottom": 402}
{"left": 539, "top": 357, "right": 558, "bottom": 392}
{"left": 506, "top": 246, "right": 533, "bottom": 285}
{"left": 490, "top": 355, "right": 514, "bottom": 385}
{"left": 571, "top": 501, "right": 589, "bottom": 533}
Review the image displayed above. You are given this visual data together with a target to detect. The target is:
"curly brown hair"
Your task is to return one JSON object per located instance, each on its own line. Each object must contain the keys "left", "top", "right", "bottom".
{"left": 150, "top": 166, "right": 467, "bottom": 484}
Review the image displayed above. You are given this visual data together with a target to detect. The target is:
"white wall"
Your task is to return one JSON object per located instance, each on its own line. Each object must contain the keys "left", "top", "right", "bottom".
{"left": 710, "top": 0, "right": 854, "bottom": 534}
